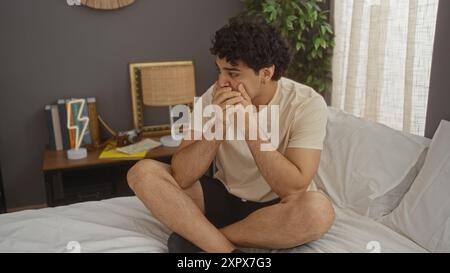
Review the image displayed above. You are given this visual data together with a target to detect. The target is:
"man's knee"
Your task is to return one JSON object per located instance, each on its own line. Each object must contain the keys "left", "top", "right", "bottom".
{"left": 288, "top": 192, "right": 335, "bottom": 242}
{"left": 127, "top": 159, "right": 169, "bottom": 191}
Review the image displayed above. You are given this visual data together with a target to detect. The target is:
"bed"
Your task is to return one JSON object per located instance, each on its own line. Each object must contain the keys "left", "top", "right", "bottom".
{"left": 0, "top": 197, "right": 425, "bottom": 253}
{"left": 1, "top": 108, "right": 449, "bottom": 253}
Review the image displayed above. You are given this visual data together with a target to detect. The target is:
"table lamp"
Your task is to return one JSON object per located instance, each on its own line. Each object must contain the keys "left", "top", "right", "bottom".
{"left": 66, "top": 99, "right": 90, "bottom": 160}
{"left": 132, "top": 61, "right": 196, "bottom": 147}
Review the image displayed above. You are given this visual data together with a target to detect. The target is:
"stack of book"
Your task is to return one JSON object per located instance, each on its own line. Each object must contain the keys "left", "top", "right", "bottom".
{"left": 45, "top": 98, "right": 101, "bottom": 151}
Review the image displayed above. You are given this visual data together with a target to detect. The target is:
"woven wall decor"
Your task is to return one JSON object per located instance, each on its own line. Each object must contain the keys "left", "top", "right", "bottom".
{"left": 80, "top": 0, "right": 135, "bottom": 10}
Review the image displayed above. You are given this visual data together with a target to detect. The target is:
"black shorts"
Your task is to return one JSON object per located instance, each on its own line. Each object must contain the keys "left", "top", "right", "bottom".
{"left": 199, "top": 176, "right": 280, "bottom": 229}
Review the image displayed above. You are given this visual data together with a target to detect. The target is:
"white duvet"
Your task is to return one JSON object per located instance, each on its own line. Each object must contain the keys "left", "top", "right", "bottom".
{"left": 0, "top": 196, "right": 425, "bottom": 253}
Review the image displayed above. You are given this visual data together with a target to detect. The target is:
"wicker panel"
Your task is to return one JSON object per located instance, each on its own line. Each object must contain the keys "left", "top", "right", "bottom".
{"left": 140, "top": 63, "right": 196, "bottom": 106}
{"left": 81, "top": 0, "right": 135, "bottom": 10}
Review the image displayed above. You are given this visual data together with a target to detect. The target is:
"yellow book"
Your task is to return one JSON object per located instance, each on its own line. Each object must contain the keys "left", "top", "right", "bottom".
{"left": 99, "top": 141, "right": 148, "bottom": 160}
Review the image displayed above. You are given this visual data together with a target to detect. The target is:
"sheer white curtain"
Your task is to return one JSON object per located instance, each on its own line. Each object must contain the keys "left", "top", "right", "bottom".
{"left": 332, "top": 0, "right": 439, "bottom": 136}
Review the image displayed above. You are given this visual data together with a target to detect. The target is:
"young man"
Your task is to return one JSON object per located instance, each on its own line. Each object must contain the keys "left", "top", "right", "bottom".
{"left": 127, "top": 18, "right": 335, "bottom": 253}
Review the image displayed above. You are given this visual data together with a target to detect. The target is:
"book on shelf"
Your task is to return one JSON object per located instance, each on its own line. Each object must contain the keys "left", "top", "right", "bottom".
{"left": 51, "top": 105, "right": 64, "bottom": 151}
{"left": 57, "top": 99, "right": 70, "bottom": 150}
{"left": 81, "top": 99, "right": 92, "bottom": 145}
{"left": 65, "top": 99, "right": 75, "bottom": 149}
{"left": 44, "top": 105, "right": 56, "bottom": 151}
{"left": 87, "top": 98, "right": 101, "bottom": 148}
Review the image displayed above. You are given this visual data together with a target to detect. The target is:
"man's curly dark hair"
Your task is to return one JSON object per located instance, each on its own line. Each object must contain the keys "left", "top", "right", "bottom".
{"left": 210, "top": 17, "right": 292, "bottom": 81}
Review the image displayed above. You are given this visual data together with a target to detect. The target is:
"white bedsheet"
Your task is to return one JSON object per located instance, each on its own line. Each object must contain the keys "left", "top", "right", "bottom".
{"left": 280, "top": 207, "right": 427, "bottom": 253}
{"left": 0, "top": 197, "right": 426, "bottom": 253}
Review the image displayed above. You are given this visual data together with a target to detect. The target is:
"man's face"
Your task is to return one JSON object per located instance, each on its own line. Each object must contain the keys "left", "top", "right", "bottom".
{"left": 215, "top": 57, "right": 263, "bottom": 99}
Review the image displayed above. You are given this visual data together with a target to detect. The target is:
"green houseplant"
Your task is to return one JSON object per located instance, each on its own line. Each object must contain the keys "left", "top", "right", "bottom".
{"left": 241, "top": 0, "right": 334, "bottom": 93}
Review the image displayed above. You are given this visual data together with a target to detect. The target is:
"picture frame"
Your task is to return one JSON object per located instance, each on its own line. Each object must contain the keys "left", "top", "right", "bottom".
{"left": 128, "top": 61, "right": 196, "bottom": 138}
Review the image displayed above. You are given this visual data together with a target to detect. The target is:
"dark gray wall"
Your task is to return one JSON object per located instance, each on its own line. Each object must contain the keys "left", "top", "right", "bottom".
{"left": 425, "top": 0, "right": 450, "bottom": 138}
{"left": 0, "top": 161, "right": 5, "bottom": 213}
{"left": 0, "top": 0, "right": 243, "bottom": 209}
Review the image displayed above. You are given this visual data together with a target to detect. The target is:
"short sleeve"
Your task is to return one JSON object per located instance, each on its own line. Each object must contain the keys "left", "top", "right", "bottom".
{"left": 288, "top": 96, "right": 328, "bottom": 150}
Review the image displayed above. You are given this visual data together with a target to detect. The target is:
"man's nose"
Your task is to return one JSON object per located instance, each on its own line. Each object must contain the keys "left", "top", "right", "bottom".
{"left": 218, "top": 74, "right": 231, "bottom": 88}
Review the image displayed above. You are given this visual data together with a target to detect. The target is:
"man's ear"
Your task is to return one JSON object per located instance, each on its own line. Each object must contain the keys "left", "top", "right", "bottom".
{"left": 262, "top": 65, "right": 275, "bottom": 82}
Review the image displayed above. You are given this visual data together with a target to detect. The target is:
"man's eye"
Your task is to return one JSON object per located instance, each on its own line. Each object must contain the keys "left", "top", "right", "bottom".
{"left": 229, "top": 73, "right": 239, "bottom": 78}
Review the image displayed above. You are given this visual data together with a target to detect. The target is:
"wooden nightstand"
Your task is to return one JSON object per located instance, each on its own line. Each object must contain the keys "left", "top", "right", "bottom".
{"left": 42, "top": 144, "right": 177, "bottom": 207}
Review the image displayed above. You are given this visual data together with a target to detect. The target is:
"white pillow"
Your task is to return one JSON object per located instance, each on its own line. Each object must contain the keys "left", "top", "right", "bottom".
{"left": 382, "top": 120, "right": 450, "bottom": 252}
{"left": 314, "top": 108, "right": 427, "bottom": 219}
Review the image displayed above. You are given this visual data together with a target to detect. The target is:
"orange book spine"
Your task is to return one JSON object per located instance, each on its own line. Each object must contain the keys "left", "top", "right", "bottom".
{"left": 87, "top": 98, "right": 101, "bottom": 148}
{"left": 66, "top": 101, "right": 75, "bottom": 149}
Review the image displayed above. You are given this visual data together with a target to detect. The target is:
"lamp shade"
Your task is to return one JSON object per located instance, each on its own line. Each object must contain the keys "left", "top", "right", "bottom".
{"left": 140, "top": 62, "right": 196, "bottom": 107}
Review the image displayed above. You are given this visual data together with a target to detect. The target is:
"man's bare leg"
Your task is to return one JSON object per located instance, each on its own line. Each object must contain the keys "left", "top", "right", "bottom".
{"left": 127, "top": 159, "right": 235, "bottom": 253}
{"left": 220, "top": 192, "right": 335, "bottom": 249}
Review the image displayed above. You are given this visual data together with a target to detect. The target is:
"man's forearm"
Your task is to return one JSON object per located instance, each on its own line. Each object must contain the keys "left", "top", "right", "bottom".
{"left": 246, "top": 139, "right": 309, "bottom": 199}
{"left": 171, "top": 138, "right": 222, "bottom": 189}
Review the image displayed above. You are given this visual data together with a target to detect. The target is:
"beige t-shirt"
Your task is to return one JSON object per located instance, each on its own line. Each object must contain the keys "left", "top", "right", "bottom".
{"left": 191, "top": 77, "right": 328, "bottom": 202}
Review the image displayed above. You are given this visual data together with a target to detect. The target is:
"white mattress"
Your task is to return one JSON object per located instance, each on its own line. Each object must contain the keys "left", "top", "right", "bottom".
{"left": 0, "top": 197, "right": 426, "bottom": 253}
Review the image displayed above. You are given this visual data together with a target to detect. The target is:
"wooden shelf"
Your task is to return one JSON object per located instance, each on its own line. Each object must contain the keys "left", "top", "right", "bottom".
{"left": 43, "top": 144, "right": 177, "bottom": 172}
{"left": 42, "top": 141, "right": 178, "bottom": 207}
